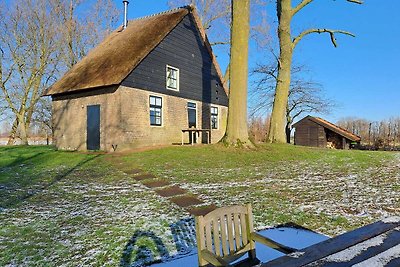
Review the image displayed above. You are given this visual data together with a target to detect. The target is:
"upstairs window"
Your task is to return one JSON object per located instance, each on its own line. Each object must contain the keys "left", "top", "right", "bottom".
{"left": 211, "top": 106, "right": 218, "bottom": 129}
{"left": 166, "top": 65, "right": 179, "bottom": 91}
{"left": 150, "top": 96, "right": 162, "bottom": 126}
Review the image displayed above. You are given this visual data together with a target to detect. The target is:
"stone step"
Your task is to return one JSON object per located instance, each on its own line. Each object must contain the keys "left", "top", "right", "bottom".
{"left": 143, "top": 180, "right": 170, "bottom": 188}
{"left": 133, "top": 173, "right": 156, "bottom": 181}
{"left": 170, "top": 195, "right": 203, "bottom": 208}
{"left": 187, "top": 204, "right": 218, "bottom": 216}
{"left": 155, "top": 185, "right": 187, "bottom": 197}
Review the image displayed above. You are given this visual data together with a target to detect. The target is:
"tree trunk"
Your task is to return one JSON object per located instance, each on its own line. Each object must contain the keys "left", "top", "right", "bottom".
{"left": 224, "top": 0, "right": 252, "bottom": 147}
{"left": 17, "top": 111, "right": 29, "bottom": 145}
{"left": 7, "top": 118, "right": 19, "bottom": 145}
{"left": 268, "top": 0, "right": 293, "bottom": 143}
{"left": 285, "top": 122, "right": 291, "bottom": 144}
{"left": 7, "top": 113, "right": 28, "bottom": 145}
{"left": 19, "top": 117, "right": 29, "bottom": 145}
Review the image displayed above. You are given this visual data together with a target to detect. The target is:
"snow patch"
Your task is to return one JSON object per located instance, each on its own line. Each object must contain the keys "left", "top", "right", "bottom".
{"left": 324, "top": 234, "right": 387, "bottom": 263}
{"left": 289, "top": 251, "right": 305, "bottom": 258}
{"left": 382, "top": 216, "right": 400, "bottom": 223}
{"left": 352, "top": 243, "right": 400, "bottom": 267}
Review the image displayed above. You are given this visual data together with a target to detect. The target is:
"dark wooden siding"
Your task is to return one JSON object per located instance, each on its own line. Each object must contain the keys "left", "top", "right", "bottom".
{"left": 121, "top": 14, "right": 228, "bottom": 107}
{"left": 294, "top": 119, "right": 326, "bottom": 148}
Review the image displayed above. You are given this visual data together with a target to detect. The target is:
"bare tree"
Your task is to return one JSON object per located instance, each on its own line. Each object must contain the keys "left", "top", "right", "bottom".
{"left": 248, "top": 115, "right": 270, "bottom": 143}
{"left": 252, "top": 63, "right": 334, "bottom": 143}
{"left": 55, "top": 0, "right": 119, "bottom": 69}
{"left": 0, "top": 0, "right": 63, "bottom": 145}
{"left": 337, "top": 117, "right": 400, "bottom": 149}
{"left": 267, "top": 0, "right": 362, "bottom": 143}
{"left": 31, "top": 97, "right": 53, "bottom": 136}
{"left": 0, "top": 0, "right": 119, "bottom": 145}
{"left": 393, "top": 117, "right": 400, "bottom": 147}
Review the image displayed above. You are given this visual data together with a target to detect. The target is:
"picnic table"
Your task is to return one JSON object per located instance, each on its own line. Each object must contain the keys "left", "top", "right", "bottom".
{"left": 181, "top": 128, "right": 211, "bottom": 145}
{"left": 262, "top": 216, "right": 400, "bottom": 267}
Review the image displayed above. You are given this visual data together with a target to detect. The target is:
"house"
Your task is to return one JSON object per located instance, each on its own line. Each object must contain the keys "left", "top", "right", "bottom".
{"left": 293, "top": 116, "right": 361, "bottom": 149}
{"left": 44, "top": 6, "right": 229, "bottom": 152}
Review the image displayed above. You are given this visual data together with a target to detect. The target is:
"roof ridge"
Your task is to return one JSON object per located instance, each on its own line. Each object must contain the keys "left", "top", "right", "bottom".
{"left": 315, "top": 116, "right": 360, "bottom": 138}
{"left": 312, "top": 116, "right": 361, "bottom": 141}
{"left": 129, "top": 5, "right": 193, "bottom": 22}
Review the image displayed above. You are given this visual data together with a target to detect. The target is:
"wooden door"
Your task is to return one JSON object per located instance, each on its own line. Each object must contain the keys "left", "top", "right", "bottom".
{"left": 187, "top": 102, "right": 197, "bottom": 143}
{"left": 87, "top": 105, "right": 100, "bottom": 150}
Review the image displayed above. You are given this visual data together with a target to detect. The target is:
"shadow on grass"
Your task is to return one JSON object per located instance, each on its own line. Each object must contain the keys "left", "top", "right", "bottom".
{"left": 120, "top": 217, "right": 196, "bottom": 267}
{"left": 0, "top": 147, "right": 48, "bottom": 169}
{"left": 0, "top": 145, "right": 40, "bottom": 153}
{"left": 0, "top": 155, "right": 100, "bottom": 210}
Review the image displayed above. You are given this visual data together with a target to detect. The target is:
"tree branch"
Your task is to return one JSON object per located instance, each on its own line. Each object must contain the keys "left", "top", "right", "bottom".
{"left": 293, "top": 0, "right": 363, "bottom": 17}
{"left": 292, "top": 0, "right": 314, "bottom": 16}
{"left": 347, "top": 0, "right": 363, "bottom": 4}
{"left": 210, "top": 41, "right": 230, "bottom": 46}
{"left": 293, "top": 28, "right": 355, "bottom": 48}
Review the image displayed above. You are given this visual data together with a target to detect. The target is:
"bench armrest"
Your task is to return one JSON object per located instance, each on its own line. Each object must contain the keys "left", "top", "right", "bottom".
{"left": 251, "top": 232, "right": 297, "bottom": 254}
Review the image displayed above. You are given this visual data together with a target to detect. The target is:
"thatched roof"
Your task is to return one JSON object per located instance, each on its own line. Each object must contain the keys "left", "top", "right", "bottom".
{"left": 44, "top": 6, "right": 227, "bottom": 96}
{"left": 293, "top": 116, "right": 361, "bottom": 142}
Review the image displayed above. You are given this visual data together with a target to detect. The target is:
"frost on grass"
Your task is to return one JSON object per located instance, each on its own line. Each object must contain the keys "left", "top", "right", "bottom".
{"left": 173, "top": 153, "right": 400, "bottom": 235}
{"left": 0, "top": 163, "right": 192, "bottom": 267}
{"left": 1, "top": 150, "right": 399, "bottom": 266}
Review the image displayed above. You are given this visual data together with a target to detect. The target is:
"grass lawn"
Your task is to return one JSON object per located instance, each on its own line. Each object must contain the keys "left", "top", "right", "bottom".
{"left": 0, "top": 144, "right": 399, "bottom": 266}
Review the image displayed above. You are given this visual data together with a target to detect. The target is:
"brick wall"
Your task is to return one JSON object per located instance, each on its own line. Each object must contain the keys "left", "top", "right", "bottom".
{"left": 52, "top": 85, "right": 227, "bottom": 152}
{"left": 52, "top": 86, "right": 122, "bottom": 151}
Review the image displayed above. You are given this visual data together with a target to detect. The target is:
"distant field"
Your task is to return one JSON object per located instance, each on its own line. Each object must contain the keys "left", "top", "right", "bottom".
{"left": 0, "top": 145, "right": 399, "bottom": 266}
{"left": 0, "top": 137, "right": 52, "bottom": 146}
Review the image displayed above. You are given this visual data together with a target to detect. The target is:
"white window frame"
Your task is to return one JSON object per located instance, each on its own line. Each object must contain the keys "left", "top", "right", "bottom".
{"left": 149, "top": 95, "right": 163, "bottom": 127}
{"left": 166, "top": 65, "right": 179, "bottom": 91}
{"left": 210, "top": 106, "right": 219, "bottom": 130}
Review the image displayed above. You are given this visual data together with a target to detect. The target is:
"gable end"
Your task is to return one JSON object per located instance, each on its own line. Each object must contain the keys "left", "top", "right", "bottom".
{"left": 121, "top": 14, "right": 228, "bottom": 107}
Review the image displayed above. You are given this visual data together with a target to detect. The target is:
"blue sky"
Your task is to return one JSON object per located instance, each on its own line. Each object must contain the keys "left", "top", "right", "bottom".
{"left": 2, "top": 0, "right": 396, "bottom": 126}
{"left": 289, "top": 0, "right": 400, "bottom": 122}
{"left": 122, "top": 0, "right": 399, "bottom": 123}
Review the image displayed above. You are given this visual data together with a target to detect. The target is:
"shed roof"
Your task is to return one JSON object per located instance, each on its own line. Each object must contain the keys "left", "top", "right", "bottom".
{"left": 44, "top": 6, "right": 227, "bottom": 96}
{"left": 293, "top": 116, "right": 361, "bottom": 142}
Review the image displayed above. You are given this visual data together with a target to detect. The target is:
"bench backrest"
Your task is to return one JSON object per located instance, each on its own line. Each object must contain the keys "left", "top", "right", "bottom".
{"left": 195, "top": 204, "right": 256, "bottom": 266}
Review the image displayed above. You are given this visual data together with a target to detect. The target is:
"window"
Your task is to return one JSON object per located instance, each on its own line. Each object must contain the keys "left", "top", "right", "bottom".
{"left": 166, "top": 65, "right": 179, "bottom": 91}
{"left": 187, "top": 102, "right": 197, "bottom": 128}
{"left": 211, "top": 106, "right": 218, "bottom": 129}
{"left": 150, "top": 96, "right": 162, "bottom": 126}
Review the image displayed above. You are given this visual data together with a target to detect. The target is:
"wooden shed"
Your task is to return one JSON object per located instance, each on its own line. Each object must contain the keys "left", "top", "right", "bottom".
{"left": 293, "top": 116, "right": 361, "bottom": 149}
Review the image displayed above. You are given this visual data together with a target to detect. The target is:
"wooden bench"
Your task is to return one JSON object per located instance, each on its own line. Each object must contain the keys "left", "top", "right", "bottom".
{"left": 195, "top": 204, "right": 296, "bottom": 267}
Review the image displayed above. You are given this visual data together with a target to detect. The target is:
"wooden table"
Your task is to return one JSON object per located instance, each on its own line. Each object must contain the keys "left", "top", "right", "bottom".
{"left": 181, "top": 128, "right": 211, "bottom": 145}
{"left": 262, "top": 217, "right": 400, "bottom": 267}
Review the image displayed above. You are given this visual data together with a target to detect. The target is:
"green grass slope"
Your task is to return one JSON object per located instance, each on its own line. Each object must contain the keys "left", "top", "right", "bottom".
{"left": 0, "top": 145, "right": 398, "bottom": 266}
